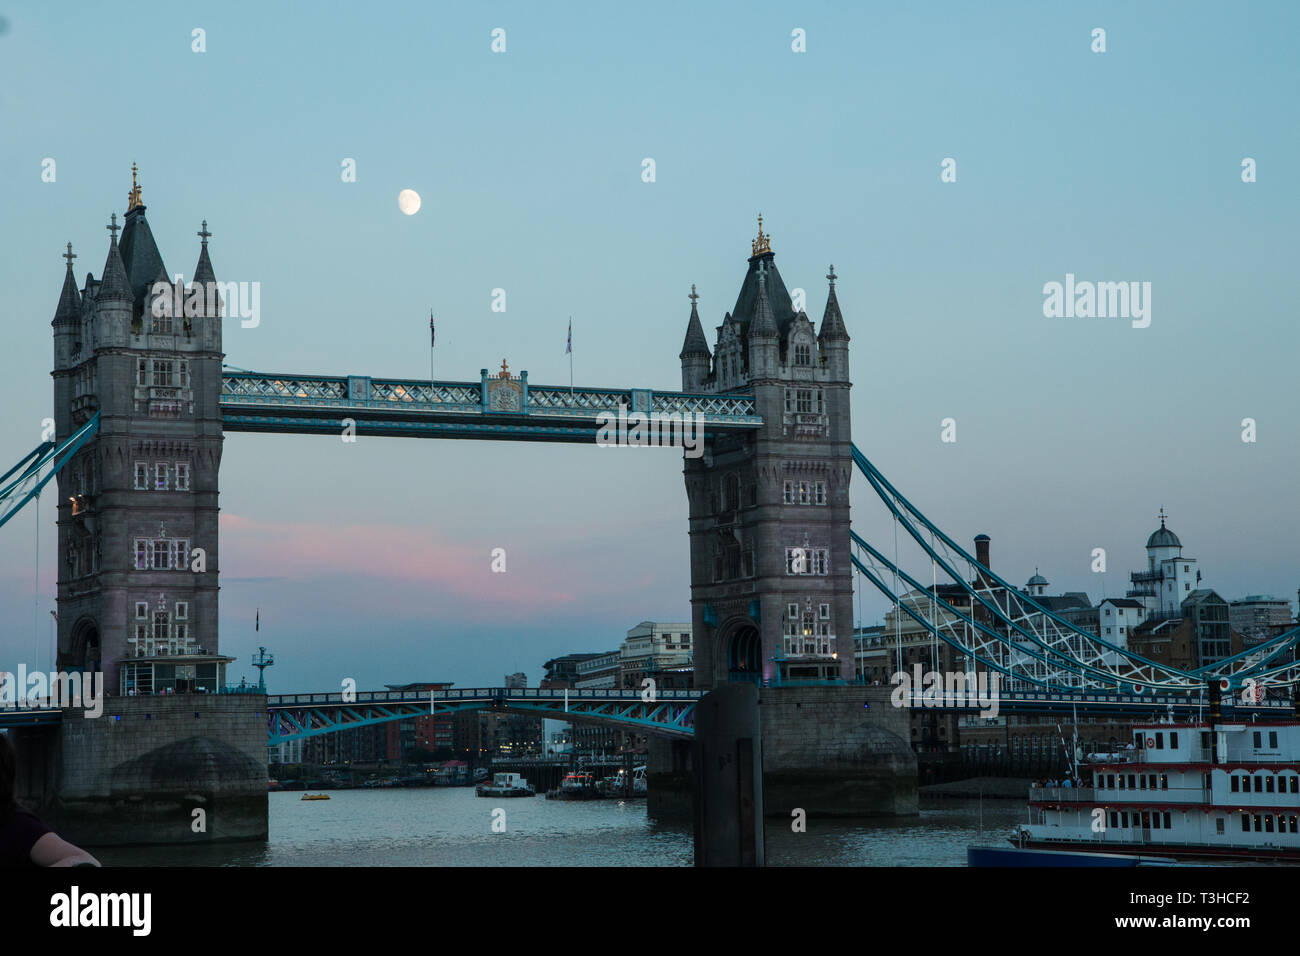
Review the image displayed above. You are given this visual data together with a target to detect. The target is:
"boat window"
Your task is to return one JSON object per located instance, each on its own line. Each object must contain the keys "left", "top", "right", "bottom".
{"left": 1121, "top": 812, "right": 1128, "bottom": 827}
{"left": 1291, "top": 777, "right": 1299, "bottom": 794}
{"left": 1155, "top": 733, "right": 1164, "bottom": 750}
{"left": 1269, "top": 732, "right": 1278, "bottom": 748}
{"left": 1128, "top": 774, "right": 1136, "bottom": 789}
{"left": 1266, "top": 776, "right": 1275, "bottom": 793}
{"left": 1241, "top": 813, "right": 1250, "bottom": 832}
{"left": 1231, "top": 775, "right": 1240, "bottom": 793}
{"left": 1149, "top": 774, "right": 1157, "bottom": 789}
{"left": 1141, "top": 812, "right": 1151, "bottom": 828}
{"left": 1109, "top": 811, "right": 1118, "bottom": 829}
{"left": 1201, "top": 731, "right": 1211, "bottom": 749}
{"left": 1253, "top": 731, "right": 1262, "bottom": 748}
{"left": 1265, "top": 816, "right": 1275, "bottom": 833}
{"left": 1215, "top": 817, "right": 1225, "bottom": 835}
{"left": 1163, "top": 812, "right": 1171, "bottom": 828}
{"left": 1160, "top": 774, "right": 1168, "bottom": 790}
{"left": 1290, "top": 815, "right": 1298, "bottom": 834}
{"left": 1253, "top": 814, "right": 1262, "bottom": 832}
{"left": 1151, "top": 814, "right": 1160, "bottom": 830}
{"left": 1170, "top": 732, "right": 1178, "bottom": 749}
{"left": 1118, "top": 776, "right": 1125, "bottom": 789}
{"left": 1255, "top": 776, "right": 1264, "bottom": 793}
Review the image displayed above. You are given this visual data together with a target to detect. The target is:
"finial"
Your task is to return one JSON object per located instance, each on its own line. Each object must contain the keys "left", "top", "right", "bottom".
{"left": 689, "top": 284, "right": 698, "bottom": 307}
{"left": 1158, "top": 506, "right": 1167, "bottom": 529}
{"left": 128, "top": 162, "right": 142, "bottom": 210}
{"left": 197, "top": 220, "right": 211, "bottom": 245}
{"left": 751, "top": 213, "right": 771, "bottom": 256}
{"left": 757, "top": 259, "right": 767, "bottom": 287}
{"left": 106, "top": 213, "right": 120, "bottom": 242}
{"left": 499, "top": 359, "right": 510, "bottom": 379}
{"left": 827, "top": 264, "right": 837, "bottom": 287}
{"left": 63, "top": 242, "right": 76, "bottom": 271}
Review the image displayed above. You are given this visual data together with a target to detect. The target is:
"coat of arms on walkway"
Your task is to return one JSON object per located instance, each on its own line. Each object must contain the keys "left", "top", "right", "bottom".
{"left": 486, "top": 359, "right": 523, "bottom": 412}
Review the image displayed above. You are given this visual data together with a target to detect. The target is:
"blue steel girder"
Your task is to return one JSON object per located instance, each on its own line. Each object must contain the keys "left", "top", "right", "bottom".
{"left": 220, "top": 370, "right": 761, "bottom": 443}
{"left": 266, "top": 688, "right": 700, "bottom": 745}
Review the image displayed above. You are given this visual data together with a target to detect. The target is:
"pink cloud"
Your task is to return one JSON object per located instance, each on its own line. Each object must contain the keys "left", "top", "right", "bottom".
{"left": 218, "top": 513, "right": 583, "bottom": 615}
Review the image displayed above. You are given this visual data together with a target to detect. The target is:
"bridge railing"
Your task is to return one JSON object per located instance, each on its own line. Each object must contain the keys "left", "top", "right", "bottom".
{"left": 266, "top": 687, "right": 703, "bottom": 707}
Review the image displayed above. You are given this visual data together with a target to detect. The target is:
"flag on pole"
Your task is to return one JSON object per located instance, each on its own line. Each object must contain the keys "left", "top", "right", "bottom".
{"left": 430, "top": 312, "right": 435, "bottom": 347}
{"left": 566, "top": 318, "right": 572, "bottom": 354}
{"left": 255, "top": 608, "right": 259, "bottom": 632}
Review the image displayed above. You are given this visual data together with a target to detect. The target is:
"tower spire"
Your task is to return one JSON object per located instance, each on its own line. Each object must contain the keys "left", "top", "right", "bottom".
{"left": 128, "top": 162, "right": 143, "bottom": 210}
{"left": 193, "top": 220, "right": 216, "bottom": 286}
{"left": 818, "top": 262, "right": 849, "bottom": 343}
{"left": 53, "top": 242, "right": 82, "bottom": 324}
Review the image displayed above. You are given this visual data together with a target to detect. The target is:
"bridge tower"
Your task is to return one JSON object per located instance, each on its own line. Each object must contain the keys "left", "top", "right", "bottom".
{"left": 681, "top": 218, "right": 854, "bottom": 689}
{"left": 51, "top": 169, "right": 230, "bottom": 696}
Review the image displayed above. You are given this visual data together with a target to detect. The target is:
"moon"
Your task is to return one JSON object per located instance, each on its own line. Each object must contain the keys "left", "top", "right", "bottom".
{"left": 398, "top": 189, "right": 421, "bottom": 216}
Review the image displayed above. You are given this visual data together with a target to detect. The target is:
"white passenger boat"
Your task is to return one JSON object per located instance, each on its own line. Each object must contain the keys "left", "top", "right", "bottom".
{"left": 1014, "top": 717, "right": 1300, "bottom": 862}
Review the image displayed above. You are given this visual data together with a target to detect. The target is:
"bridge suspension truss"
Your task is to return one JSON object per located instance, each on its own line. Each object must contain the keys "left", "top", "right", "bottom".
{"left": 848, "top": 444, "right": 1300, "bottom": 698}
{"left": 0, "top": 413, "right": 100, "bottom": 531}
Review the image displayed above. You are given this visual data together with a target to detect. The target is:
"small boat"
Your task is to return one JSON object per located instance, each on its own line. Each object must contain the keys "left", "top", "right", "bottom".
{"left": 475, "top": 772, "right": 535, "bottom": 798}
{"left": 548, "top": 771, "right": 599, "bottom": 800}
{"left": 301, "top": 793, "right": 331, "bottom": 801}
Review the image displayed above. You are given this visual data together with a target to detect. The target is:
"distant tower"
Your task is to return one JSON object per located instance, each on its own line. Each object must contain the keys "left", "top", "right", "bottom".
{"left": 681, "top": 216, "right": 853, "bottom": 687}
{"left": 52, "top": 167, "right": 230, "bottom": 693}
{"left": 1026, "top": 569, "right": 1049, "bottom": 597}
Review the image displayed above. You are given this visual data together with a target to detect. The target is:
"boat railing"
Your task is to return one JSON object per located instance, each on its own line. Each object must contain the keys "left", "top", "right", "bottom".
{"left": 1030, "top": 786, "right": 1096, "bottom": 803}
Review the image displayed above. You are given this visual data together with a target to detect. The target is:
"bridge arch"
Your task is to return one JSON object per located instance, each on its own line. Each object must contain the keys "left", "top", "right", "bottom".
{"left": 716, "top": 617, "right": 762, "bottom": 684}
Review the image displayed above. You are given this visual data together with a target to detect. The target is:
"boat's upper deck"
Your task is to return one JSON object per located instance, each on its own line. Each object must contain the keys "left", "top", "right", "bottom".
{"left": 1094, "top": 722, "right": 1300, "bottom": 768}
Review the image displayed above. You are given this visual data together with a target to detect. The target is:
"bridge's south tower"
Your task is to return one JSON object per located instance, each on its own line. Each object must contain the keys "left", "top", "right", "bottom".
{"left": 51, "top": 171, "right": 229, "bottom": 695}
{"left": 681, "top": 219, "right": 853, "bottom": 689}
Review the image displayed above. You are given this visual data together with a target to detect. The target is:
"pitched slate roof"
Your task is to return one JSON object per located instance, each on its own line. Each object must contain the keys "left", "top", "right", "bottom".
{"left": 727, "top": 251, "right": 796, "bottom": 346}
{"left": 118, "top": 205, "right": 167, "bottom": 312}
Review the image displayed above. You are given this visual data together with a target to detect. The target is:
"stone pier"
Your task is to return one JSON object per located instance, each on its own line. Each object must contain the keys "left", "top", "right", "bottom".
{"left": 13, "top": 694, "right": 268, "bottom": 847}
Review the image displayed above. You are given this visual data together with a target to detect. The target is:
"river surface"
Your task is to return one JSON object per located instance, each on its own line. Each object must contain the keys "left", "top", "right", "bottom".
{"left": 93, "top": 790, "right": 1028, "bottom": 866}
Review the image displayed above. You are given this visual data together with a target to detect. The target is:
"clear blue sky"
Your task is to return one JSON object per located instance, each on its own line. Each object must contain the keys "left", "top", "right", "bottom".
{"left": 1, "top": 1, "right": 1296, "bottom": 691}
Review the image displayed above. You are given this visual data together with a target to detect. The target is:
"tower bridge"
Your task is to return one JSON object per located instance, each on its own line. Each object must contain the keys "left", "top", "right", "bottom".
{"left": 3, "top": 170, "right": 1297, "bottom": 845}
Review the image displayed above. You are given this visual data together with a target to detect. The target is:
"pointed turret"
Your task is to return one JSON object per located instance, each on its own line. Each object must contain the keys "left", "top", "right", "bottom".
{"left": 53, "top": 243, "right": 81, "bottom": 325}
{"left": 96, "top": 215, "right": 132, "bottom": 303}
{"left": 680, "top": 284, "right": 712, "bottom": 391}
{"left": 118, "top": 165, "right": 168, "bottom": 315}
{"left": 193, "top": 220, "right": 216, "bottom": 286}
{"left": 817, "top": 264, "right": 849, "bottom": 343}
{"left": 747, "top": 261, "right": 779, "bottom": 379}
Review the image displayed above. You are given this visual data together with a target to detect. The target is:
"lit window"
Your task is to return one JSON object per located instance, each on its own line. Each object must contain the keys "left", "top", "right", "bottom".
{"left": 154, "top": 463, "right": 169, "bottom": 490}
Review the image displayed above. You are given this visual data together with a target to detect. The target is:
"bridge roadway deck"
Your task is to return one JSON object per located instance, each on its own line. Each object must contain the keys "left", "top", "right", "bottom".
{"left": 219, "top": 371, "right": 763, "bottom": 442}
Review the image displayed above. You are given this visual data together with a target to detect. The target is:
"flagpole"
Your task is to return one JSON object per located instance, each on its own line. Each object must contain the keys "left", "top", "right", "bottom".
{"left": 568, "top": 316, "right": 574, "bottom": 395}
{"left": 429, "top": 310, "right": 435, "bottom": 393}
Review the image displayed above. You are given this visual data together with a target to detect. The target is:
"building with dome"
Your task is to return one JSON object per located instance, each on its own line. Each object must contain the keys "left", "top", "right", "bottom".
{"left": 1126, "top": 509, "right": 1201, "bottom": 621}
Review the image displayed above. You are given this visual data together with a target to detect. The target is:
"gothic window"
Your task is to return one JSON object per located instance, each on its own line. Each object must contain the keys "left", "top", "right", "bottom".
{"left": 134, "top": 462, "right": 148, "bottom": 490}
{"left": 175, "top": 462, "right": 190, "bottom": 491}
{"left": 798, "top": 481, "right": 811, "bottom": 505}
{"left": 135, "top": 540, "right": 149, "bottom": 570}
{"left": 724, "top": 474, "right": 740, "bottom": 512}
{"left": 152, "top": 539, "right": 170, "bottom": 570}
{"left": 783, "top": 480, "right": 795, "bottom": 505}
{"left": 137, "top": 359, "right": 148, "bottom": 386}
{"left": 154, "top": 463, "right": 169, "bottom": 490}
{"left": 153, "top": 609, "right": 170, "bottom": 645}
{"left": 152, "top": 310, "right": 172, "bottom": 335}
{"left": 152, "top": 359, "right": 174, "bottom": 387}
{"left": 794, "top": 343, "right": 811, "bottom": 366}
{"left": 179, "top": 361, "right": 190, "bottom": 388}
{"left": 814, "top": 481, "right": 827, "bottom": 505}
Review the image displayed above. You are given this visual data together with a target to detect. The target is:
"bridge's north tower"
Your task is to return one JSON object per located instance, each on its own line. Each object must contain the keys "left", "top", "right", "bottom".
{"left": 51, "top": 171, "right": 229, "bottom": 696}
{"left": 680, "top": 219, "right": 853, "bottom": 689}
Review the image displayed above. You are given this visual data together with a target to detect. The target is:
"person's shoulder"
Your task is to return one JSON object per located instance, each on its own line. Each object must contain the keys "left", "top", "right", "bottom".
{"left": 1, "top": 805, "right": 52, "bottom": 860}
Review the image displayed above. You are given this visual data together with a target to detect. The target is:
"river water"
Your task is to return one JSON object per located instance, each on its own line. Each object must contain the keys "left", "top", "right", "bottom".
{"left": 93, "top": 790, "right": 1027, "bottom": 866}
